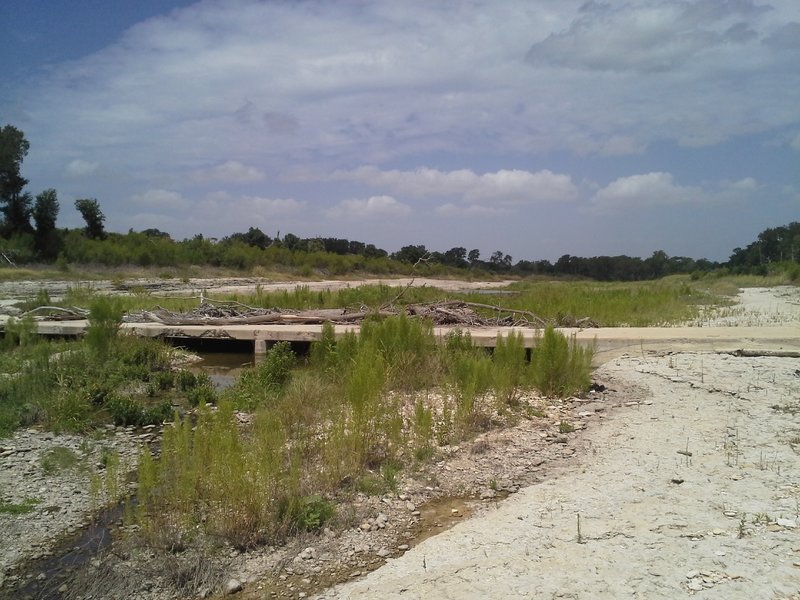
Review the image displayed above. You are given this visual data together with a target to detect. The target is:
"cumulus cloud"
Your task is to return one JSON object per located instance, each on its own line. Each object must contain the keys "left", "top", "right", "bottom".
{"left": 326, "top": 195, "right": 411, "bottom": 219}
{"left": 332, "top": 166, "right": 578, "bottom": 205}
{"left": 189, "top": 161, "right": 265, "bottom": 184}
{"left": 592, "top": 172, "right": 703, "bottom": 209}
{"left": 131, "top": 189, "right": 189, "bottom": 210}
{"left": 591, "top": 172, "right": 761, "bottom": 211}
{"left": 527, "top": 0, "right": 768, "bottom": 73}
{"left": 65, "top": 159, "right": 99, "bottom": 177}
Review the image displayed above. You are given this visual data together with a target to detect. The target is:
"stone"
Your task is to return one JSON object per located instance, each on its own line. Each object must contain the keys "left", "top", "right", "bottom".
{"left": 377, "top": 548, "right": 390, "bottom": 557}
{"left": 776, "top": 518, "right": 797, "bottom": 529}
{"left": 480, "top": 489, "right": 496, "bottom": 500}
{"left": 225, "top": 578, "right": 243, "bottom": 594}
{"left": 687, "top": 580, "right": 703, "bottom": 592}
{"left": 398, "top": 544, "right": 409, "bottom": 551}
{"left": 406, "top": 502, "right": 416, "bottom": 511}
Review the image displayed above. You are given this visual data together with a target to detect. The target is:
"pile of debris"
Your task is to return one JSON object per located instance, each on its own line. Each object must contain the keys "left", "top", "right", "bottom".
{"left": 122, "top": 299, "right": 574, "bottom": 328}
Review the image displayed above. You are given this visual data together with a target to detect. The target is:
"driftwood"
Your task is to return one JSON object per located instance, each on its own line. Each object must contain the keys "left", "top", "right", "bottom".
{"left": 18, "top": 306, "right": 89, "bottom": 320}
{"left": 123, "top": 297, "right": 573, "bottom": 329}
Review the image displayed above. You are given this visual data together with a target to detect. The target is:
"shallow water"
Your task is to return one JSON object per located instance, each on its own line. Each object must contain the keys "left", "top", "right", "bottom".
{"left": 186, "top": 351, "right": 252, "bottom": 390}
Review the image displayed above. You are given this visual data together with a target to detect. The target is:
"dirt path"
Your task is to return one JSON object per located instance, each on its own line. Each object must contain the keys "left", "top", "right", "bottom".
{"left": 318, "top": 289, "right": 800, "bottom": 600}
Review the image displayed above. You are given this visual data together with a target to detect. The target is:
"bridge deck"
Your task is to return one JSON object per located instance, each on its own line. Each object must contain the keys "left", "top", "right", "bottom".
{"left": 4, "top": 317, "right": 798, "bottom": 362}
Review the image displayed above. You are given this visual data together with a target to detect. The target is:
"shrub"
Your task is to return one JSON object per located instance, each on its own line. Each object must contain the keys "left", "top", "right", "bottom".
{"left": 530, "top": 326, "right": 594, "bottom": 397}
{"left": 492, "top": 331, "right": 528, "bottom": 407}
{"left": 235, "top": 342, "right": 294, "bottom": 409}
{"left": 85, "top": 297, "right": 124, "bottom": 354}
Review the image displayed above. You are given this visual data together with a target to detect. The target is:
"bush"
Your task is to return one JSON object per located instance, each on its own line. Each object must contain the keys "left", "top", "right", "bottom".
{"left": 85, "top": 297, "right": 124, "bottom": 354}
{"left": 530, "top": 326, "right": 593, "bottom": 397}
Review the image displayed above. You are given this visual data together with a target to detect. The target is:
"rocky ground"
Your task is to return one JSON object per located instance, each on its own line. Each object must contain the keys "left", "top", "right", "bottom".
{"left": 0, "top": 284, "right": 797, "bottom": 600}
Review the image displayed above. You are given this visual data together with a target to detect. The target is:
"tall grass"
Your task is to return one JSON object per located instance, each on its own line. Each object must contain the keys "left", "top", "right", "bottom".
{"left": 134, "top": 316, "right": 595, "bottom": 553}
{"left": 531, "top": 327, "right": 594, "bottom": 397}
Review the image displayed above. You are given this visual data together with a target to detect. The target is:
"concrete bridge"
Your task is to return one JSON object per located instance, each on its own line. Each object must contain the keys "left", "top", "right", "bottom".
{"left": 5, "top": 317, "right": 798, "bottom": 363}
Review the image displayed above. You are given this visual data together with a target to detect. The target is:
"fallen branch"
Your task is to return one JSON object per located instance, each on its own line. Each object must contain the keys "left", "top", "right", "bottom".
{"left": 722, "top": 349, "right": 800, "bottom": 359}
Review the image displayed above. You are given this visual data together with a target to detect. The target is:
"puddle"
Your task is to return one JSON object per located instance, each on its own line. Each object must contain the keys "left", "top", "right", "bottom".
{"left": 186, "top": 351, "right": 252, "bottom": 390}
{"left": 410, "top": 496, "right": 476, "bottom": 546}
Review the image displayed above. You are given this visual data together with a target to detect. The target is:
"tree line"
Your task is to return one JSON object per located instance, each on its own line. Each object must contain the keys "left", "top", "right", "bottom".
{"left": 1, "top": 124, "right": 796, "bottom": 280}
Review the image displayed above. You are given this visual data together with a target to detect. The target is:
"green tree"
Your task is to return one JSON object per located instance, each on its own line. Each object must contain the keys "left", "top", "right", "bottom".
{"left": 74, "top": 198, "right": 106, "bottom": 240}
{"left": 0, "top": 125, "right": 32, "bottom": 237}
{"left": 0, "top": 125, "right": 29, "bottom": 201}
{"left": 32, "top": 188, "right": 61, "bottom": 259}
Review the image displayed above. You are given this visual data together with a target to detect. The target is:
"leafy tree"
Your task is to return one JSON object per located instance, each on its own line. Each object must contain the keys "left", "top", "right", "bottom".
{"left": 282, "top": 232, "right": 301, "bottom": 250}
{"left": 468, "top": 248, "right": 480, "bottom": 265}
{"left": 0, "top": 125, "right": 33, "bottom": 238}
{"left": 392, "top": 244, "right": 428, "bottom": 264}
{"left": 74, "top": 198, "right": 106, "bottom": 240}
{"left": 0, "top": 125, "right": 29, "bottom": 202}
{"left": 141, "top": 228, "right": 171, "bottom": 239}
{"left": 32, "top": 188, "right": 61, "bottom": 259}
{"left": 443, "top": 246, "right": 468, "bottom": 268}
{"left": 1, "top": 191, "right": 33, "bottom": 237}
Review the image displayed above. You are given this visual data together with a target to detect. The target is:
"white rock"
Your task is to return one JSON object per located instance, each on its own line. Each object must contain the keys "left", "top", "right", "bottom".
{"left": 225, "top": 578, "right": 243, "bottom": 594}
{"left": 776, "top": 518, "right": 797, "bottom": 529}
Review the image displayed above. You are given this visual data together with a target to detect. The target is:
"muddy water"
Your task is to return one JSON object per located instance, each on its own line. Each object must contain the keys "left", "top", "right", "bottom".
{"left": 186, "top": 351, "right": 252, "bottom": 390}
{"left": 410, "top": 497, "right": 476, "bottom": 546}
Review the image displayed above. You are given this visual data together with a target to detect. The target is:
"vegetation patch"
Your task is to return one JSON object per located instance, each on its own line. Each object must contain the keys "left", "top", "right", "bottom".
{"left": 0, "top": 497, "right": 41, "bottom": 515}
{"left": 132, "top": 316, "right": 595, "bottom": 554}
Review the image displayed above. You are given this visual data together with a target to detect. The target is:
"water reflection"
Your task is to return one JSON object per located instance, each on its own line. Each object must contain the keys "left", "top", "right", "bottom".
{"left": 187, "top": 352, "right": 252, "bottom": 390}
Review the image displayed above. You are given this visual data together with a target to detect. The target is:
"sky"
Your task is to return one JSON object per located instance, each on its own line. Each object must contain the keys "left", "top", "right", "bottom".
{"left": 1, "top": 0, "right": 798, "bottom": 263}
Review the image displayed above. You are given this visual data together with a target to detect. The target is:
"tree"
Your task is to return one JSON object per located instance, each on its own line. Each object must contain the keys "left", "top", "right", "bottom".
{"left": 1, "top": 190, "right": 33, "bottom": 237}
{"left": 0, "top": 125, "right": 32, "bottom": 238}
{"left": 468, "top": 248, "right": 481, "bottom": 265}
{"left": 33, "top": 188, "right": 61, "bottom": 259}
{"left": 392, "top": 244, "right": 428, "bottom": 264}
{"left": 0, "top": 125, "right": 29, "bottom": 202}
{"left": 443, "top": 246, "right": 468, "bottom": 268}
{"left": 75, "top": 198, "right": 106, "bottom": 240}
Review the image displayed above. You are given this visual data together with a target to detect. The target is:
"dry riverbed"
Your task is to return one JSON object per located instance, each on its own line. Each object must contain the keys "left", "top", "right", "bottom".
{"left": 0, "top": 285, "right": 798, "bottom": 600}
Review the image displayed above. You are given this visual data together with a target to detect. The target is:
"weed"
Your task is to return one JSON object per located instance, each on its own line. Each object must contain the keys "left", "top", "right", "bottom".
{"left": 0, "top": 497, "right": 40, "bottom": 515}
{"left": 738, "top": 513, "right": 748, "bottom": 538}
{"left": 85, "top": 297, "right": 124, "bottom": 355}
{"left": 40, "top": 446, "right": 81, "bottom": 474}
{"left": 559, "top": 420, "right": 576, "bottom": 434}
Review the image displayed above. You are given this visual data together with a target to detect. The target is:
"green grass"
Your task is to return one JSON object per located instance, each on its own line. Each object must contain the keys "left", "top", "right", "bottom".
{"left": 8, "top": 275, "right": 730, "bottom": 328}
{"left": 0, "top": 497, "right": 41, "bottom": 515}
{"left": 134, "top": 316, "right": 594, "bottom": 552}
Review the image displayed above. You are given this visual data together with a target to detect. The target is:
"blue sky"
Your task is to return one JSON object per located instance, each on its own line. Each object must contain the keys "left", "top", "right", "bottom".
{"left": 1, "top": 0, "right": 798, "bottom": 262}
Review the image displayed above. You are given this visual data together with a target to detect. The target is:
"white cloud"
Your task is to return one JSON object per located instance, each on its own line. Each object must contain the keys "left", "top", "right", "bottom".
{"left": 131, "top": 189, "right": 189, "bottom": 209}
{"left": 189, "top": 161, "right": 265, "bottom": 184}
{"left": 326, "top": 195, "right": 411, "bottom": 219}
{"left": 592, "top": 172, "right": 703, "bottom": 209}
{"left": 332, "top": 166, "right": 578, "bottom": 205}
{"left": 723, "top": 177, "right": 759, "bottom": 191}
{"left": 435, "top": 203, "right": 510, "bottom": 217}
{"left": 591, "top": 172, "right": 763, "bottom": 211}
{"left": 238, "top": 195, "right": 306, "bottom": 215}
{"left": 65, "top": 159, "right": 99, "bottom": 177}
